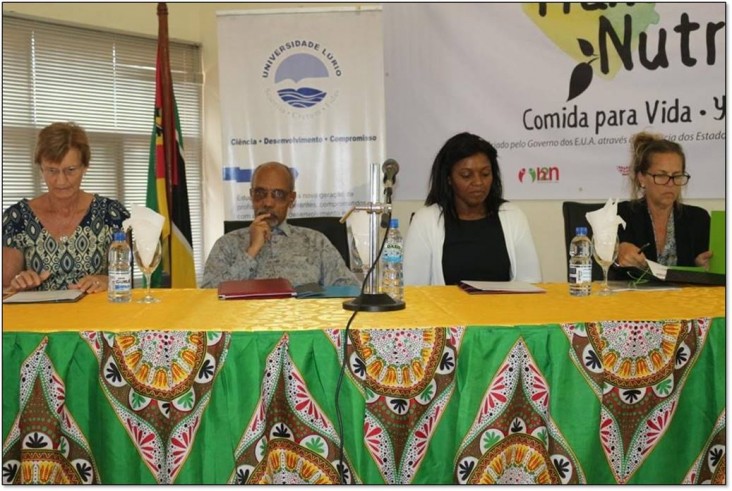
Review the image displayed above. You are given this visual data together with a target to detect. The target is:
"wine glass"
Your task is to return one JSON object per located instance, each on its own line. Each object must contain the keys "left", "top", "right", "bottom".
{"left": 133, "top": 239, "right": 162, "bottom": 303}
{"left": 592, "top": 234, "right": 619, "bottom": 296}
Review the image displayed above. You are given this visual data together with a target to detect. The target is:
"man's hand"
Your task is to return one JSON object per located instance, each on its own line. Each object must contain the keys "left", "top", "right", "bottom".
{"left": 247, "top": 213, "right": 273, "bottom": 258}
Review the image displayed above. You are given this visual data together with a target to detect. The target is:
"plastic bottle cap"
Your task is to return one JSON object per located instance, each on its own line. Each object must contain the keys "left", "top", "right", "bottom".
{"left": 113, "top": 230, "right": 126, "bottom": 241}
{"left": 390, "top": 218, "right": 399, "bottom": 228}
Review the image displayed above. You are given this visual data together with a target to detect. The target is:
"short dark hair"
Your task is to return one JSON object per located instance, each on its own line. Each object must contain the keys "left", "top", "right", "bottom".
{"left": 34, "top": 122, "right": 91, "bottom": 167}
{"left": 425, "top": 132, "right": 505, "bottom": 221}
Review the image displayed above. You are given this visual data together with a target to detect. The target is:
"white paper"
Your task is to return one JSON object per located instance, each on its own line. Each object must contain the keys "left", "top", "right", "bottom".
{"left": 645, "top": 259, "right": 668, "bottom": 280}
{"left": 461, "top": 281, "right": 545, "bottom": 293}
{"left": 586, "top": 198, "right": 626, "bottom": 262}
{"left": 606, "top": 280, "right": 680, "bottom": 292}
{"left": 3, "top": 290, "right": 84, "bottom": 303}
{"left": 123, "top": 205, "right": 164, "bottom": 267}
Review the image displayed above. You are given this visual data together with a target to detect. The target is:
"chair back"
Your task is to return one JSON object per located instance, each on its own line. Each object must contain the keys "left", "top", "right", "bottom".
{"left": 561, "top": 201, "right": 605, "bottom": 282}
{"left": 224, "top": 217, "right": 350, "bottom": 268}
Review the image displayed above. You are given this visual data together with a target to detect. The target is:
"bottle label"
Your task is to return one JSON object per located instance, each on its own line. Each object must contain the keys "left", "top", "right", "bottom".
{"left": 383, "top": 243, "right": 403, "bottom": 263}
{"left": 569, "top": 264, "right": 592, "bottom": 283}
{"left": 109, "top": 271, "right": 131, "bottom": 292}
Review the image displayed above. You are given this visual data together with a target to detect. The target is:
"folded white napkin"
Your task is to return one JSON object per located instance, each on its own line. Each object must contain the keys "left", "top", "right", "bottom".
{"left": 122, "top": 205, "right": 164, "bottom": 267}
{"left": 586, "top": 198, "right": 626, "bottom": 261}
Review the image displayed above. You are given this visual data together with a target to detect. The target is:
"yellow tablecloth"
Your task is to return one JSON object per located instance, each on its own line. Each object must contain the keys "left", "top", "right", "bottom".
{"left": 2, "top": 283, "right": 725, "bottom": 333}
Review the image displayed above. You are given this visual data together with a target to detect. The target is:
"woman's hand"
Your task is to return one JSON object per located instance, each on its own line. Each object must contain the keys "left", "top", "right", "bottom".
{"left": 695, "top": 250, "right": 713, "bottom": 269}
{"left": 617, "top": 242, "right": 648, "bottom": 269}
{"left": 70, "top": 275, "right": 108, "bottom": 293}
{"left": 8, "top": 270, "right": 51, "bottom": 292}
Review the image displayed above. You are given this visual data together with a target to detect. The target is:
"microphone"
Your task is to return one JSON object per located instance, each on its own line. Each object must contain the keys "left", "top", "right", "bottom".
{"left": 382, "top": 159, "right": 399, "bottom": 198}
{"left": 381, "top": 159, "right": 399, "bottom": 228}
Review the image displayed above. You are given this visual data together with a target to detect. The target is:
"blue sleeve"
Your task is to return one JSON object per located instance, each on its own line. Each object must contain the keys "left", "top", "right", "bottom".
{"left": 2, "top": 203, "right": 25, "bottom": 249}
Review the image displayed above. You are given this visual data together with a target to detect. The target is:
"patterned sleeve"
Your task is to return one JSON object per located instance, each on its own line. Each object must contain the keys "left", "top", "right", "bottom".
{"left": 201, "top": 232, "right": 258, "bottom": 288}
{"left": 2, "top": 202, "right": 24, "bottom": 249}
{"left": 104, "top": 198, "right": 130, "bottom": 229}
{"left": 317, "top": 233, "right": 359, "bottom": 287}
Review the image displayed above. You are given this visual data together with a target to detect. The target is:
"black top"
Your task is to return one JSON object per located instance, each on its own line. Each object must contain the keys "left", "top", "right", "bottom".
{"left": 442, "top": 215, "right": 511, "bottom": 285}
{"left": 616, "top": 199, "right": 710, "bottom": 266}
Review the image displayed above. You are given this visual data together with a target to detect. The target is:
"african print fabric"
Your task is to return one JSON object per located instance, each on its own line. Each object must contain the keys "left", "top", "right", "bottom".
{"left": 1, "top": 316, "right": 725, "bottom": 484}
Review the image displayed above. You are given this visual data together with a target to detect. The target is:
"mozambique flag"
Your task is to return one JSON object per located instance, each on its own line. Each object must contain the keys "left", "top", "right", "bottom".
{"left": 145, "top": 5, "right": 196, "bottom": 288}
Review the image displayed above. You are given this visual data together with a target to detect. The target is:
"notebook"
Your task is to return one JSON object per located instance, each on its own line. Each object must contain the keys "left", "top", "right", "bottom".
{"left": 295, "top": 283, "right": 361, "bottom": 299}
{"left": 217, "top": 278, "right": 296, "bottom": 300}
{"left": 3, "top": 289, "right": 86, "bottom": 304}
{"left": 646, "top": 261, "right": 725, "bottom": 286}
{"left": 458, "top": 280, "right": 545, "bottom": 294}
{"left": 708, "top": 210, "right": 725, "bottom": 275}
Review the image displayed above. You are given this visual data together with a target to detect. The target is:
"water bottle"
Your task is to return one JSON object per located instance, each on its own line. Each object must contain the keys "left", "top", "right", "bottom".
{"left": 108, "top": 230, "right": 132, "bottom": 303}
{"left": 381, "top": 218, "right": 404, "bottom": 302}
{"left": 568, "top": 226, "right": 593, "bottom": 297}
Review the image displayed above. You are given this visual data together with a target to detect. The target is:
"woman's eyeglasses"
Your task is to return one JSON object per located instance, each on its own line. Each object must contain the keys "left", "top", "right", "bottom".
{"left": 644, "top": 172, "right": 690, "bottom": 186}
{"left": 41, "top": 166, "right": 81, "bottom": 178}
{"left": 250, "top": 187, "right": 290, "bottom": 202}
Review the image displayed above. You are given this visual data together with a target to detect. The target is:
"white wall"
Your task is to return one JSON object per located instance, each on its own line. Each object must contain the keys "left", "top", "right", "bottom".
{"left": 3, "top": 3, "right": 724, "bottom": 283}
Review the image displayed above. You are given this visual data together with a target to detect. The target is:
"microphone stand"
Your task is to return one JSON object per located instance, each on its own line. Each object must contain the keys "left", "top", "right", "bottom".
{"left": 340, "top": 162, "right": 406, "bottom": 312}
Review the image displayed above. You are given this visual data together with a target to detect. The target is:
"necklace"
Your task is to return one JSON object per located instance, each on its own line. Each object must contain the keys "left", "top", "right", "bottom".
{"left": 46, "top": 194, "right": 85, "bottom": 243}
{"left": 50, "top": 208, "right": 80, "bottom": 244}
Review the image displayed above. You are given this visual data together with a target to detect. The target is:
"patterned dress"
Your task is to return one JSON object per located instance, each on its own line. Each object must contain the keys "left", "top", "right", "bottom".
{"left": 2, "top": 194, "right": 129, "bottom": 290}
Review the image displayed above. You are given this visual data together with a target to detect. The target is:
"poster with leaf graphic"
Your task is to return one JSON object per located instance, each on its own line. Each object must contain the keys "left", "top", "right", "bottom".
{"left": 383, "top": 3, "right": 725, "bottom": 200}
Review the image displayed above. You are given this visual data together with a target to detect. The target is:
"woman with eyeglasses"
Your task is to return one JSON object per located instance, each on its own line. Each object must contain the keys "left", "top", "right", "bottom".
{"left": 616, "top": 131, "right": 712, "bottom": 271}
{"left": 2, "top": 122, "right": 130, "bottom": 293}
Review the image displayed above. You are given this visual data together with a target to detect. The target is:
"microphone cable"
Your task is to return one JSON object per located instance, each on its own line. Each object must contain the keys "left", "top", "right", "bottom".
{"left": 334, "top": 215, "right": 392, "bottom": 484}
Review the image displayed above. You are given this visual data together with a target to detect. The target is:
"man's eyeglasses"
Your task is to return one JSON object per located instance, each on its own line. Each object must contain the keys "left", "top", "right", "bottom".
{"left": 41, "top": 166, "right": 81, "bottom": 178}
{"left": 250, "top": 187, "right": 290, "bottom": 202}
{"left": 644, "top": 172, "right": 690, "bottom": 186}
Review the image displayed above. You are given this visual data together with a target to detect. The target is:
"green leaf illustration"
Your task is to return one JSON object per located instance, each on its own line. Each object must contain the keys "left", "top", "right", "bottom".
{"left": 304, "top": 437, "right": 326, "bottom": 455}
{"left": 482, "top": 430, "right": 501, "bottom": 450}
{"left": 419, "top": 383, "right": 435, "bottom": 402}
{"left": 131, "top": 391, "right": 146, "bottom": 409}
{"left": 655, "top": 377, "right": 673, "bottom": 396}
{"left": 177, "top": 390, "right": 195, "bottom": 409}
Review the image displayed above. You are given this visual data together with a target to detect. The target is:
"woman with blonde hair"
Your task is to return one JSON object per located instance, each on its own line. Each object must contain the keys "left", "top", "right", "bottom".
{"left": 616, "top": 131, "right": 711, "bottom": 270}
{"left": 3, "top": 122, "right": 129, "bottom": 292}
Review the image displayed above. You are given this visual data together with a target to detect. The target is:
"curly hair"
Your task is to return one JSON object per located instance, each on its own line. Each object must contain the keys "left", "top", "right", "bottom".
{"left": 425, "top": 132, "right": 505, "bottom": 221}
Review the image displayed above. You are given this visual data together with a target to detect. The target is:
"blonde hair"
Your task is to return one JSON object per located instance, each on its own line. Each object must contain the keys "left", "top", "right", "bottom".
{"left": 628, "top": 131, "right": 686, "bottom": 201}
{"left": 34, "top": 122, "right": 91, "bottom": 168}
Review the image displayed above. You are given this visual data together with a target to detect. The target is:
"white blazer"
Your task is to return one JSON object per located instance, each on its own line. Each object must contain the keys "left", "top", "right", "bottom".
{"left": 403, "top": 202, "right": 542, "bottom": 285}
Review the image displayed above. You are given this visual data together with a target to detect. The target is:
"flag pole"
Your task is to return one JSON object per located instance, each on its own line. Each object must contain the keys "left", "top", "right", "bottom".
{"left": 157, "top": 2, "right": 175, "bottom": 286}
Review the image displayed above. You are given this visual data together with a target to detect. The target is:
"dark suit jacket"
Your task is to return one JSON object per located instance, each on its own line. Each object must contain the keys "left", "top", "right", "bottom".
{"left": 617, "top": 199, "right": 710, "bottom": 267}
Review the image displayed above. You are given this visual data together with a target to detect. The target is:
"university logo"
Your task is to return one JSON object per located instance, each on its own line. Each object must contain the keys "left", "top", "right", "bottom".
{"left": 261, "top": 40, "right": 342, "bottom": 116}
{"left": 518, "top": 166, "right": 560, "bottom": 183}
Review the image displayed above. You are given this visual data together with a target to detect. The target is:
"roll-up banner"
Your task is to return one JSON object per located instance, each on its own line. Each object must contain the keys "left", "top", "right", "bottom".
{"left": 217, "top": 7, "right": 385, "bottom": 220}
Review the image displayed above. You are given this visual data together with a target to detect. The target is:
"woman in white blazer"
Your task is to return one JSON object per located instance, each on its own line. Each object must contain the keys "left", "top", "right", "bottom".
{"left": 404, "top": 132, "right": 541, "bottom": 285}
